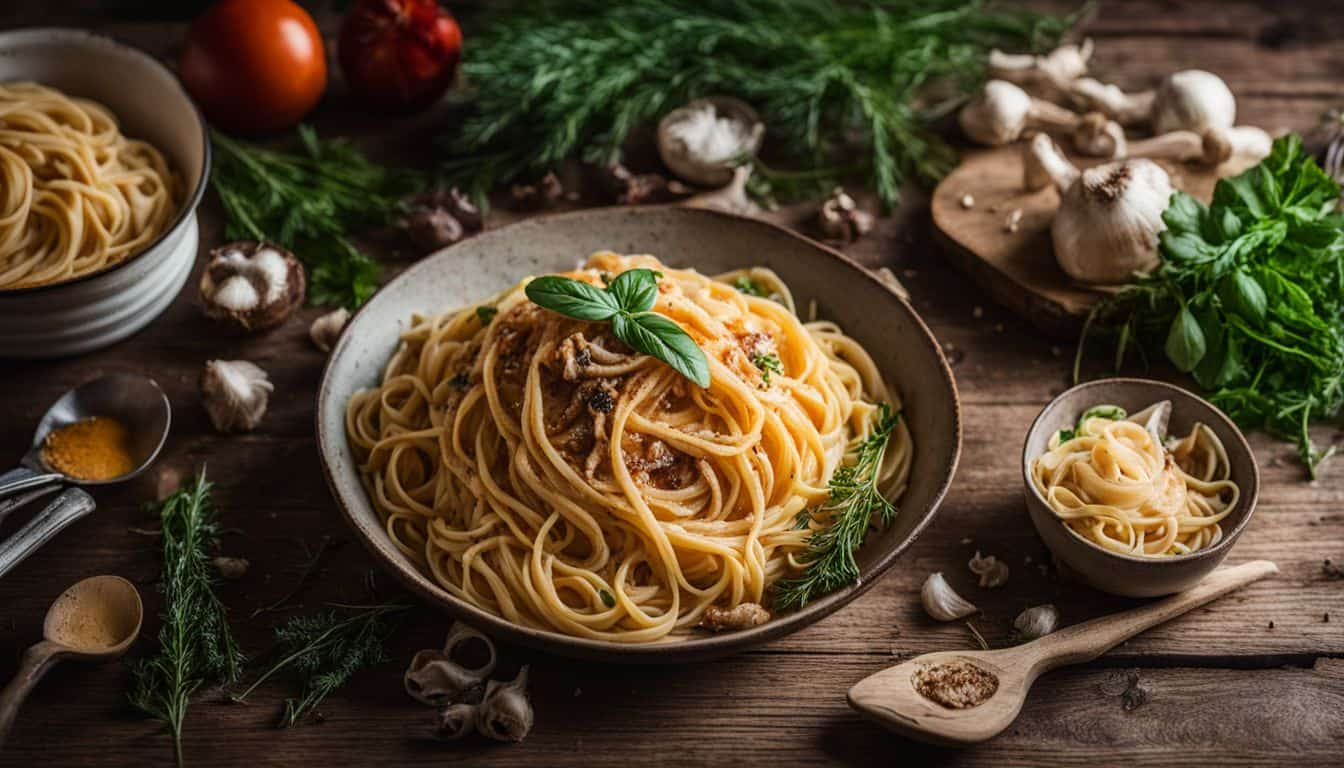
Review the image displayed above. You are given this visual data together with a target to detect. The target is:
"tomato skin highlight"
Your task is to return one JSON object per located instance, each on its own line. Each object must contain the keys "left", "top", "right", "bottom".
{"left": 180, "top": 0, "right": 328, "bottom": 135}
{"left": 338, "top": 0, "right": 463, "bottom": 113}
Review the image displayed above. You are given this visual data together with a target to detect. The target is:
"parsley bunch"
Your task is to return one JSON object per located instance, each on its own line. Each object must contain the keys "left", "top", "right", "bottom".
{"left": 211, "top": 127, "right": 423, "bottom": 308}
{"left": 1080, "top": 136, "right": 1344, "bottom": 476}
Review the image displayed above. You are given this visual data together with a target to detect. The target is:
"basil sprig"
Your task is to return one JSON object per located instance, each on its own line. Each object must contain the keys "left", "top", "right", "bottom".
{"left": 525, "top": 269, "right": 710, "bottom": 387}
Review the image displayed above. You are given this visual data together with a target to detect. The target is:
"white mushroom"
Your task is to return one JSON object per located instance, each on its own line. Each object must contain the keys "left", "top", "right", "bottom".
{"left": 1023, "top": 133, "right": 1080, "bottom": 192}
{"left": 920, "top": 572, "right": 978, "bottom": 622}
{"left": 1068, "top": 78, "right": 1156, "bottom": 126}
{"left": 1070, "top": 69, "right": 1236, "bottom": 134}
{"left": 200, "top": 360, "right": 272, "bottom": 433}
{"left": 404, "top": 622, "right": 499, "bottom": 707}
{"left": 958, "top": 80, "right": 1082, "bottom": 146}
{"left": 1053, "top": 159, "right": 1174, "bottom": 284}
{"left": 476, "top": 666, "right": 533, "bottom": 743}
{"left": 988, "top": 39, "right": 1093, "bottom": 99}
{"left": 1124, "top": 126, "right": 1271, "bottom": 166}
{"left": 1072, "top": 112, "right": 1127, "bottom": 158}
{"left": 658, "top": 98, "right": 764, "bottom": 187}
{"left": 199, "top": 241, "right": 306, "bottom": 333}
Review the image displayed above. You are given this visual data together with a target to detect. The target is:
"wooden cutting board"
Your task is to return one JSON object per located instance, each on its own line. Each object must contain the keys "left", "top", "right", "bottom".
{"left": 931, "top": 142, "right": 1256, "bottom": 338}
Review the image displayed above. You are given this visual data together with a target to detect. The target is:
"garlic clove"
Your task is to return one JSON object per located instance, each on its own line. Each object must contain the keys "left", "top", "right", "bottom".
{"left": 1024, "top": 134, "right": 1080, "bottom": 192}
{"left": 657, "top": 97, "right": 764, "bottom": 187}
{"left": 1051, "top": 159, "right": 1172, "bottom": 284}
{"left": 476, "top": 666, "right": 533, "bottom": 743}
{"left": 199, "top": 241, "right": 306, "bottom": 333}
{"left": 309, "top": 307, "right": 350, "bottom": 353}
{"left": 1012, "top": 604, "right": 1060, "bottom": 642}
{"left": 921, "top": 572, "right": 978, "bottom": 622}
{"left": 1152, "top": 69, "right": 1236, "bottom": 135}
{"left": 967, "top": 551, "right": 1010, "bottom": 589}
{"left": 435, "top": 703, "right": 478, "bottom": 741}
{"left": 200, "top": 360, "right": 272, "bottom": 433}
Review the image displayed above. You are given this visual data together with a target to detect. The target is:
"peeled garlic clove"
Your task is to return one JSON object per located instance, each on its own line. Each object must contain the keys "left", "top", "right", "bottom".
{"left": 476, "top": 666, "right": 533, "bottom": 743}
{"left": 435, "top": 703, "right": 478, "bottom": 741}
{"left": 1127, "top": 400, "right": 1172, "bottom": 440}
{"left": 200, "top": 360, "right": 272, "bottom": 433}
{"left": 1012, "top": 604, "right": 1060, "bottom": 642}
{"left": 921, "top": 572, "right": 978, "bottom": 622}
{"left": 967, "top": 551, "right": 1010, "bottom": 589}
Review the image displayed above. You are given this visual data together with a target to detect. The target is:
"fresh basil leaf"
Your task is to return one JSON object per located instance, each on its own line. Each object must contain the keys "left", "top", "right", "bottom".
{"left": 1218, "top": 270, "right": 1267, "bottom": 326}
{"left": 607, "top": 268, "right": 660, "bottom": 313}
{"left": 1163, "top": 191, "right": 1205, "bottom": 236}
{"left": 613, "top": 312, "right": 710, "bottom": 387}
{"left": 476, "top": 306, "right": 499, "bottom": 324}
{"left": 1160, "top": 230, "right": 1217, "bottom": 265}
{"left": 1164, "top": 306, "right": 1207, "bottom": 373}
{"left": 525, "top": 276, "right": 620, "bottom": 320}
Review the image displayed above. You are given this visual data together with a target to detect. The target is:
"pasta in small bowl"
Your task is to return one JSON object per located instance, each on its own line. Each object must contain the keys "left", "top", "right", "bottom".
{"left": 1021, "top": 379, "right": 1259, "bottom": 597}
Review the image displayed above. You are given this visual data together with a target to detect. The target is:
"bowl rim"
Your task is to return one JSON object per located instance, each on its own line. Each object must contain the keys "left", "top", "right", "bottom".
{"left": 0, "top": 27, "right": 211, "bottom": 296}
{"left": 315, "top": 204, "right": 962, "bottom": 660}
{"left": 1021, "top": 377, "right": 1260, "bottom": 565}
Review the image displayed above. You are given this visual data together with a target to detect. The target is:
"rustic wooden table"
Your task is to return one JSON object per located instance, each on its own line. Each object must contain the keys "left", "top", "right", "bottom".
{"left": 2, "top": 3, "right": 1343, "bottom": 766}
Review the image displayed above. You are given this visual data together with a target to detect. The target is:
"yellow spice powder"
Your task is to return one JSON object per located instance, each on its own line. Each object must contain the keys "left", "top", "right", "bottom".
{"left": 42, "top": 416, "right": 135, "bottom": 481}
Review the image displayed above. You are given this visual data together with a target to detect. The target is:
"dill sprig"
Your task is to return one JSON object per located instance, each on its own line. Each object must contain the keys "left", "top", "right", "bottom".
{"left": 130, "top": 471, "right": 244, "bottom": 767}
{"left": 445, "top": 0, "right": 1075, "bottom": 210}
{"left": 211, "top": 126, "right": 423, "bottom": 308}
{"left": 232, "top": 604, "right": 409, "bottom": 727}
{"left": 773, "top": 403, "right": 901, "bottom": 609}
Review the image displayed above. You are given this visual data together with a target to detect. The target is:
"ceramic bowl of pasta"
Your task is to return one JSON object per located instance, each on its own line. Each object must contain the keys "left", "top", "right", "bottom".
{"left": 1022, "top": 378, "right": 1259, "bottom": 598}
{"left": 0, "top": 28, "right": 209, "bottom": 358}
{"left": 317, "top": 205, "right": 961, "bottom": 661}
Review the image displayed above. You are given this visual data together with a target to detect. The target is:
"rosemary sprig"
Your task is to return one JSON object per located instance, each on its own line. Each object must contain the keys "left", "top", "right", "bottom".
{"left": 773, "top": 404, "right": 901, "bottom": 609}
{"left": 445, "top": 0, "right": 1074, "bottom": 210}
{"left": 233, "top": 604, "right": 409, "bottom": 727}
{"left": 130, "top": 471, "right": 244, "bottom": 767}
{"left": 211, "top": 126, "right": 423, "bottom": 308}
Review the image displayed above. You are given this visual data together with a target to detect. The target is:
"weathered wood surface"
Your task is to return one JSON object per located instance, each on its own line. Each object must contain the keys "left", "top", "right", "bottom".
{"left": 1, "top": 2, "right": 1343, "bottom": 766}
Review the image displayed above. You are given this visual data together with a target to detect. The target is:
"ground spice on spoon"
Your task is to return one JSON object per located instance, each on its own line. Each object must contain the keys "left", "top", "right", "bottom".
{"left": 42, "top": 416, "right": 135, "bottom": 481}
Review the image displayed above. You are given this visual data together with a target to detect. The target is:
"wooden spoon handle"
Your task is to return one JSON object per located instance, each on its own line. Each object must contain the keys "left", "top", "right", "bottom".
{"left": 0, "top": 640, "right": 64, "bottom": 746}
{"left": 1026, "top": 560, "right": 1278, "bottom": 673}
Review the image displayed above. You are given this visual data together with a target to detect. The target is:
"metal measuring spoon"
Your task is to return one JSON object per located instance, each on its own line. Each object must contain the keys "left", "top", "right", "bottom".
{"left": 0, "top": 375, "right": 170, "bottom": 578}
{"left": 0, "top": 574, "right": 143, "bottom": 745}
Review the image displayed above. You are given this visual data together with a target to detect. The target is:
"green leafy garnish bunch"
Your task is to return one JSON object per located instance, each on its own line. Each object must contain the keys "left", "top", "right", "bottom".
{"left": 525, "top": 268, "right": 710, "bottom": 387}
{"left": 211, "top": 126, "right": 423, "bottom": 308}
{"left": 446, "top": 0, "right": 1074, "bottom": 210}
{"left": 233, "top": 604, "right": 408, "bottom": 727}
{"left": 773, "top": 403, "right": 901, "bottom": 609}
{"left": 1080, "top": 136, "right": 1344, "bottom": 476}
{"left": 131, "top": 471, "right": 244, "bottom": 767}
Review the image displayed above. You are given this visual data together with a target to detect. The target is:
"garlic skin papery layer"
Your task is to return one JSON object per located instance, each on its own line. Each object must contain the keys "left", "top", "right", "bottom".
{"left": 1052, "top": 159, "right": 1172, "bottom": 285}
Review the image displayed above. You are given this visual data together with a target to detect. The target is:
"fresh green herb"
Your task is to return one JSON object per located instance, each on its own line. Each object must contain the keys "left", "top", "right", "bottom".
{"left": 444, "top": 1, "right": 1075, "bottom": 211}
{"left": 1054, "top": 405, "right": 1126, "bottom": 444}
{"left": 131, "top": 471, "right": 244, "bottom": 767}
{"left": 233, "top": 604, "right": 408, "bottom": 727}
{"left": 598, "top": 589, "right": 616, "bottom": 607}
{"left": 734, "top": 276, "right": 766, "bottom": 297}
{"left": 773, "top": 404, "right": 900, "bottom": 609}
{"left": 525, "top": 269, "right": 710, "bottom": 386}
{"left": 476, "top": 305, "right": 499, "bottom": 324}
{"left": 1078, "top": 136, "right": 1344, "bottom": 476}
{"left": 211, "top": 126, "right": 423, "bottom": 308}
{"left": 753, "top": 353, "right": 784, "bottom": 386}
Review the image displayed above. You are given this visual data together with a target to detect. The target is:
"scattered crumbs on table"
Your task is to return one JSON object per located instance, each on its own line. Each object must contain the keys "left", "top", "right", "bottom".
{"left": 1269, "top": 620, "right": 1276, "bottom": 629}
{"left": 959, "top": 193, "right": 975, "bottom": 209}
{"left": 960, "top": 537, "right": 972, "bottom": 545}
{"left": 1003, "top": 208, "right": 1023, "bottom": 233}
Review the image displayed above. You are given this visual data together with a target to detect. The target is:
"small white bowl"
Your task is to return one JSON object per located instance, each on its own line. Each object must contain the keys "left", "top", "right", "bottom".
{"left": 0, "top": 28, "right": 209, "bottom": 358}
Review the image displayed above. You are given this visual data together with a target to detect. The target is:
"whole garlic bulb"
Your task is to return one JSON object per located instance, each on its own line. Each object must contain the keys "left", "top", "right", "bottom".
{"left": 1052, "top": 159, "right": 1173, "bottom": 284}
{"left": 1153, "top": 70, "right": 1236, "bottom": 135}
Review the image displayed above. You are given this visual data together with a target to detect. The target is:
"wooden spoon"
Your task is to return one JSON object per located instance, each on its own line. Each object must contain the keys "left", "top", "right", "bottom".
{"left": 0, "top": 575, "right": 143, "bottom": 745}
{"left": 848, "top": 560, "right": 1277, "bottom": 746}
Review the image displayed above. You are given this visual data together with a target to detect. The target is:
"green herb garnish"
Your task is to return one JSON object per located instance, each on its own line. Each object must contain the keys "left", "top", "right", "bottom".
{"left": 476, "top": 305, "right": 499, "bottom": 324}
{"left": 598, "top": 589, "right": 616, "bottom": 607}
{"left": 773, "top": 404, "right": 900, "bottom": 609}
{"left": 734, "top": 276, "right": 766, "bottom": 297}
{"left": 444, "top": 1, "right": 1074, "bottom": 211}
{"left": 753, "top": 353, "right": 784, "bottom": 386}
{"left": 131, "top": 471, "right": 244, "bottom": 767}
{"left": 525, "top": 268, "right": 710, "bottom": 387}
{"left": 233, "top": 604, "right": 408, "bottom": 727}
{"left": 1079, "top": 136, "right": 1344, "bottom": 476}
{"left": 1054, "top": 405, "right": 1126, "bottom": 444}
{"left": 211, "top": 126, "right": 422, "bottom": 308}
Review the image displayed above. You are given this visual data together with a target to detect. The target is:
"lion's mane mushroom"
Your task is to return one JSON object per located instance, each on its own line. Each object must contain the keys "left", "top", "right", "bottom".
{"left": 199, "top": 241, "right": 306, "bottom": 333}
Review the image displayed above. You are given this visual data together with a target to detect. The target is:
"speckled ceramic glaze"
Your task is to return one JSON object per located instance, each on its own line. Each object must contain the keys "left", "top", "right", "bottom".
{"left": 0, "top": 28, "right": 209, "bottom": 358}
{"left": 317, "top": 205, "right": 962, "bottom": 662}
{"left": 1022, "top": 378, "right": 1260, "bottom": 597}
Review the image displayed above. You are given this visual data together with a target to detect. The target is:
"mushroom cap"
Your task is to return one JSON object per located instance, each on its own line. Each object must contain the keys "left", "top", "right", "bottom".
{"left": 1052, "top": 159, "right": 1173, "bottom": 284}
{"left": 959, "top": 80, "right": 1033, "bottom": 146}
{"left": 1153, "top": 69, "right": 1236, "bottom": 135}
{"left": 199, "top": 240, "right": 306, "bottom": 333}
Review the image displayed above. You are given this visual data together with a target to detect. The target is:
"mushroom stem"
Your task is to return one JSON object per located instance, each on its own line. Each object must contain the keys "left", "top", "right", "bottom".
{"left": 959, "top": 80, "right": 1083, "bottom": 146}
{"left": 1072, "top": 113, "right": 1127, "bottom": 158}
{"left": 989, "top": 38, "right": 1093, "bottom": 98}
{"left": 1024, "top": 134, "right": 1081, "bottom": 192}
{"left": 1114, "top": 125, "right": 1271, "bottom": 166}
{"left": 1069, "top": 78, "right": 1156, "bottom": 126}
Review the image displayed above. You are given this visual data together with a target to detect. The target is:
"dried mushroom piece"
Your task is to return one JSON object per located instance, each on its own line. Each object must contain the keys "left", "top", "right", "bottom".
{"left": 699, "top": 602, "right": 770, "bottom": 632}
{"left": 200, "top": 360, "right": 272, "bottom": 433}
{"left": 404, "top": 622, "right": 498, "bottom": 706}
{"left": 967, "top": 551, "right": 1010, "bottom": 589}
{"left": 199, "top": 241, "right": 306, "bottom": 333}
{"left": 435, "top": 703, "right": 478, "bottom": 741}
{"left": 476, "top": 666, "right": 533, "bottom": 743}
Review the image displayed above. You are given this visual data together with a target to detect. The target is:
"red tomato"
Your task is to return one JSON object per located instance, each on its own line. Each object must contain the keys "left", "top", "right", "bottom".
{"left": 180, "top": 0, "right": 327, "bottom": 135}
{"left": 339, "top": 0, "right": 463, "bottom": 113}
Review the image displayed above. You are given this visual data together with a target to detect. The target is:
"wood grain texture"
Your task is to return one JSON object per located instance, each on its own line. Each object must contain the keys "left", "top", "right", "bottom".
{"left": 1, "top": 2, "right": 1343, "bottom": 766}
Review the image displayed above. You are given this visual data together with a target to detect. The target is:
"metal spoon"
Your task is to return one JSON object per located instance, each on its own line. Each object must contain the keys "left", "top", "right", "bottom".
{"left": 0, "top": 574, "right": 143, "bottom": 746}
{"left": 0, "top": 374, "right": 170, "bottom": 578}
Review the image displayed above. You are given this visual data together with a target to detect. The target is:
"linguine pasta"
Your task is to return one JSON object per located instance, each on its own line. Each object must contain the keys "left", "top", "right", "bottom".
{"left": 1030, "top": 403, "right": 1238, "bottom": 557}
{"left": 346, "top": 252, "right": 912, "bottom": 642}
{"left": 0, "top": 82, "right": 179, "bottom": 288}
